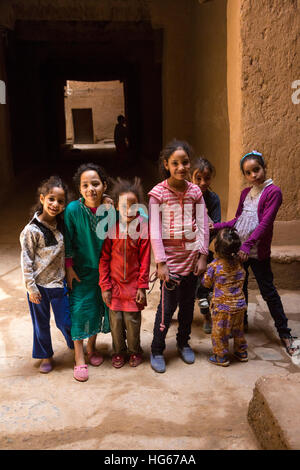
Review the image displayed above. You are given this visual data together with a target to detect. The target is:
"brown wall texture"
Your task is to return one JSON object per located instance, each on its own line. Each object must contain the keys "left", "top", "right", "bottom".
{"left": 239, "top": 0, "right": 300, "bottom": 221}
{"left": 0, "top": 0, "right": 299, "bottom": 225}
{"left": 64, "top": 80, "right": 124, "bottom": 144}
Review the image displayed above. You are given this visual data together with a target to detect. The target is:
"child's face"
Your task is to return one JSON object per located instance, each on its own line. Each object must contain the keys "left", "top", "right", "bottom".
{"left": 40, "top": 187, "right": 66, "bottom": 219}
{"left": 118, "top": 192, "right": 138, "bottom": 224}
{"left": 242, "top": 159, "right": 266, "bottom": 186}
{"left": 79, "top": 170, "right": 107, "bottom": 207}
{"left": 192, "top": 168, "right": 212, "bottom": 193}
{"left": 164, "top": 149, "right": 191, "bottom": 182}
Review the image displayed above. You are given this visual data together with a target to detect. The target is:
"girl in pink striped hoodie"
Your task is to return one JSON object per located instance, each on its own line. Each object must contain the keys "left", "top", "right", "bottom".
{"left": 149, "top": 140, "right": 209, "bottom": 373}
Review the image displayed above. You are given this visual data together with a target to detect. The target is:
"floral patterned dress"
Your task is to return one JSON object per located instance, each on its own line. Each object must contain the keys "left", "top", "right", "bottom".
{"left": 202, "top": 258, "right": 248, "bottom": 358}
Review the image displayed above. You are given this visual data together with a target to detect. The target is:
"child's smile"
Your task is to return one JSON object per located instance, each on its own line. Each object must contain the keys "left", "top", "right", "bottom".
{"left": 192, "top": 168, "right": 212, "bottom": 193}
{"left": 80, "top": 170, "right": 107, "bottom": 207}
{"left": 164, "top": 149, "right": 191, "bottom": 182}
{"left": 40, "top": 187, "right": 66, "bottom": 222}
{"left": 118, "top": 192, "right": 138, "bottom": 224}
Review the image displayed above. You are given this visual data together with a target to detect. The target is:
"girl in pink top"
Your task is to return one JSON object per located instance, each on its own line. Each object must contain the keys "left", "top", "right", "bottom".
{"left": 149, "top": 140, "right": 209, "bottom": 373}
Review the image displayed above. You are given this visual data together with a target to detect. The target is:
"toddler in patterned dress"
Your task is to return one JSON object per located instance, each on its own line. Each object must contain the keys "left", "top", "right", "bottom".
{"left": 202, "top": 228, "right": 248, "bottom": 366}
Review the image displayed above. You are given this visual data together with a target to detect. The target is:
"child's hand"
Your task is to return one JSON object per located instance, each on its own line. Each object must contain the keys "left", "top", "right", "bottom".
{"left": 102, "top": 290, "right": 112, "bottom": 306}
{"left": 209, "top": 222, "right": 215, "bottom": 231}
{"left": 194, "top": 255, "right": 207, "bottom": 276}
{"left": 136, "top": 288, "right": 146, "bottom": 305}
{"left": 66, "top": 266, "right": 81, "bottom": 290}
{"left": 238, "top": 250, "right": 248, "bottom": 262}
{"left": 157, "top": 262, "right": 170, "bottom": 282}
{"left": 29, "top": 292, "right": 42, "bottom": 304}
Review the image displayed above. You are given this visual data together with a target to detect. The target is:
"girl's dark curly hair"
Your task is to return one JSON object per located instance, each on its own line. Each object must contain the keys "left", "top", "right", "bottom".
{"left": 159, "top": 139, "right": 194, "bottom": 179}
{"left": 30, "top": 175, "right": 69, "bottom": 232}
{"left": 72, "top": 162, "right": 109, "bottom": 194}
{"left": 110, "top": 177, "right": 145, "bottom": 206}
{"left": 214, "top": 228, "right": 241, "bottom": 262}
{"left": 192, "top": 157, "right": 216, "bottom": 178}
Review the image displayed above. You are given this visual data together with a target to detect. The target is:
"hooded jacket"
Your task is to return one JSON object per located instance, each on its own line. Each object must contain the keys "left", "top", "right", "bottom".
{"left": 99, "top": 215, "right": 150, "bottom": 312}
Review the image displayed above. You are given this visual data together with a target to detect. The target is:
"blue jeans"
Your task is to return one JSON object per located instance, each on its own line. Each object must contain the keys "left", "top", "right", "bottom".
{"left": 151, "top": 272, "right": 198, "bottom": 355}
{"left": 27, "top": 284, "right": 74, "bottom": 358}
{"left": 243, "top": 258, "right": 291, "bottom": 338}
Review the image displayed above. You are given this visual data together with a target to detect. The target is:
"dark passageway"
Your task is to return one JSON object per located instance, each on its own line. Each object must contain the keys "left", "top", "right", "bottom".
{"left": 6, "top": 20, "right": 163, "bottom": 184}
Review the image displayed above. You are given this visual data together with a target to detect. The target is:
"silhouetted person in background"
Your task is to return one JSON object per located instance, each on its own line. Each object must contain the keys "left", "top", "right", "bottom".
{"left": 114, "top": 115, "right": 129, "bottom": 163}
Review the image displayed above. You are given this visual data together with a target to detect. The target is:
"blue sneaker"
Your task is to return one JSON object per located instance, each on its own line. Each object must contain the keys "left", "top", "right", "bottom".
{"left": 209, "top": 354, "right": 230, "bottom": 367}
{"left": 150, "top": 354, "right": 166, "bottom": 373}
{"left": 178, "top": 346, "right": 195, "bottom": 364}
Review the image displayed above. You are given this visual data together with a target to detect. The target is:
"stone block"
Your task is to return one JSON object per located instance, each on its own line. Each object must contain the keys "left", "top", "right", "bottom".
{"left": 248, "top": 373, "right": 300, "bottom": 450}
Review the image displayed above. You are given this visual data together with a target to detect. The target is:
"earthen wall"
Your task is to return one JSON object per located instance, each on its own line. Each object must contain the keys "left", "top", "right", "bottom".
{"left": 64, "top": 80, "right": 124, "bottom": 143}
{"left": 239, "top": 0, "right": 300, "bottom": 221}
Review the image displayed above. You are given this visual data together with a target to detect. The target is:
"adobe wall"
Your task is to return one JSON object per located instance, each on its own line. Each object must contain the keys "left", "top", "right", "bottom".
{"left": 233, "top": 0, "right": 300, "bottom": 221}
{"left": 0, "top": 0, "right": 299, "bottom": 224}
{"left": 64, "top": 81, "right": 124, "bottom": 143}
{"left": 150, "top": 0, "right": 196, "bottom": 146}
{"left": 192, "top": 0, "right": 229, "bottom": 217}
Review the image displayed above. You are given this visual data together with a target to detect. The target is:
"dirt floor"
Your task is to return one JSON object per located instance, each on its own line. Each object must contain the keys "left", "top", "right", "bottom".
{"left": 1, "top": 158, "right": 300, "bottom": 450}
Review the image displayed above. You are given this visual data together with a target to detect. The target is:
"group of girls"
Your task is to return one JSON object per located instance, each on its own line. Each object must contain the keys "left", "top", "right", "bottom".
{"left": 20, "top": 140, "right": 298, "bottom": 381}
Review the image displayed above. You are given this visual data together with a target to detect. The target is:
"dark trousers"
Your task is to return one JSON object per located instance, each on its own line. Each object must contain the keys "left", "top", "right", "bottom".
{"left": 243, "top": 258, "right": 291, "bottom": 338}
{"left": 151, "top": 272, "right": 198, "bottom": 355}
{"left": 28, "top": 284, "right": 74, "bottom": 359}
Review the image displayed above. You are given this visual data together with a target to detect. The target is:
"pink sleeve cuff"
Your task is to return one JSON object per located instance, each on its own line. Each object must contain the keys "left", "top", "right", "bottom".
{"left": 65, "top": 258, "right": 74, "bottom": 268}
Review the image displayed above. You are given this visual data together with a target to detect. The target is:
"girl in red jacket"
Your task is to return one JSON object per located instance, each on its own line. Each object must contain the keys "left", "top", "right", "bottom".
{"left": 99, "top": 178, "right": 150, "bottom": 368}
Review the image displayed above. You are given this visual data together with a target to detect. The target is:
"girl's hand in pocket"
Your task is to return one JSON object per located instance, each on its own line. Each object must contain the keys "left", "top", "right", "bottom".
{"left": 102, "top": 290, "right": 112, "bottom": 306}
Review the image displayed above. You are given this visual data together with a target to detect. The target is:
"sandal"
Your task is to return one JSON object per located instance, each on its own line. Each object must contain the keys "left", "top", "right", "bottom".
{"left": 233, "top": 351, "right": 248, "bottom": 362}
{"left": 112, "top": 354, "right": 125, "bottom": 369}
{"left": 74, "top": 364, "right": 89, "bottom": 382}
{"left": 87, "top": 350, "right": 104, "bottom": 367}
{"left": 281, "top": 336, "right": 300, "bottom": 356}
{"left": 129, "top": 354, "right": 143, "bottom": 367}
{"left": 209, "top": 354, "right": 230, "bottom": 367}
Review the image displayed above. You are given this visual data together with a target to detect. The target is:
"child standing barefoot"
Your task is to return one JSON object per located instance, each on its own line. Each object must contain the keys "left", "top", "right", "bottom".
{"left": 149, "top": 140, "right": 209, "bottom": 373}
{"left": 20, "top": 176, "right": 74, "bottom": 373}
{"left": 213, "top": 150, "right": 298, "bottom": 356}
{"left": 192, "top": 157, "right": 221, "bottom": 333}
{"left": 202, "top": 228, "right": 248, "bottom": 366}
{"left": 64, "top": 163, "right": 112, "bottom": 382}
{"left": 100, "top": 178, "right": 150, "bottom": 368}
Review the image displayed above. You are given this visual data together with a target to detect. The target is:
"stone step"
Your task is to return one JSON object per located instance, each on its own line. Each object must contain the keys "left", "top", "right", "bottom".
{"left": 247, "top": 245, "right": 300, "bottom": 290}
{"left": 270, "top": 245, "right": 300, "bottom": 290}
{"left": 248, "top": 373, "right": 300, "bottom": 450}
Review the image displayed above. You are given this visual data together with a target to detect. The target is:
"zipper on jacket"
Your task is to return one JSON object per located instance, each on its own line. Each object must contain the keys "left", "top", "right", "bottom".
{"left": 124, "top": 237, "right": 127, "bottom": 280}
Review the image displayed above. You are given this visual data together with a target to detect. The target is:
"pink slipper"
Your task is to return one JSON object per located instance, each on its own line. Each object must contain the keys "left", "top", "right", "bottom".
{"left": 74, "top": 364, "right": 89, "bottom": 382}
{"left": 87, "top": 351, "right": 104, "bottom": 367}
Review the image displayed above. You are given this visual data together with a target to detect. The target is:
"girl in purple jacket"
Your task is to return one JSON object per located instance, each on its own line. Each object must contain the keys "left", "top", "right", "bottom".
{"left": 213, "top": 150, "right": 297, "bottom": 356}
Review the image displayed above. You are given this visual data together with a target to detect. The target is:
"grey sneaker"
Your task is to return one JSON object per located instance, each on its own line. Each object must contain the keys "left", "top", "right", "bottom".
{"left": 203, "top": 313, "right": 212, "bottom": 334}
{"left": 178, "top": 346, "right": 195, "bottom": 364}
{"left": 198, "top": 298, "right": 209, "bottom": 315}
{"left": 150, "top": 354, "right": 166, "bottom": 373}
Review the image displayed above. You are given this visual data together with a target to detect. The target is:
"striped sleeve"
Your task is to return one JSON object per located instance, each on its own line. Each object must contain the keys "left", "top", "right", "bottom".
{"left": 196, "top": 191, "right": 209, "bottom": 256}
